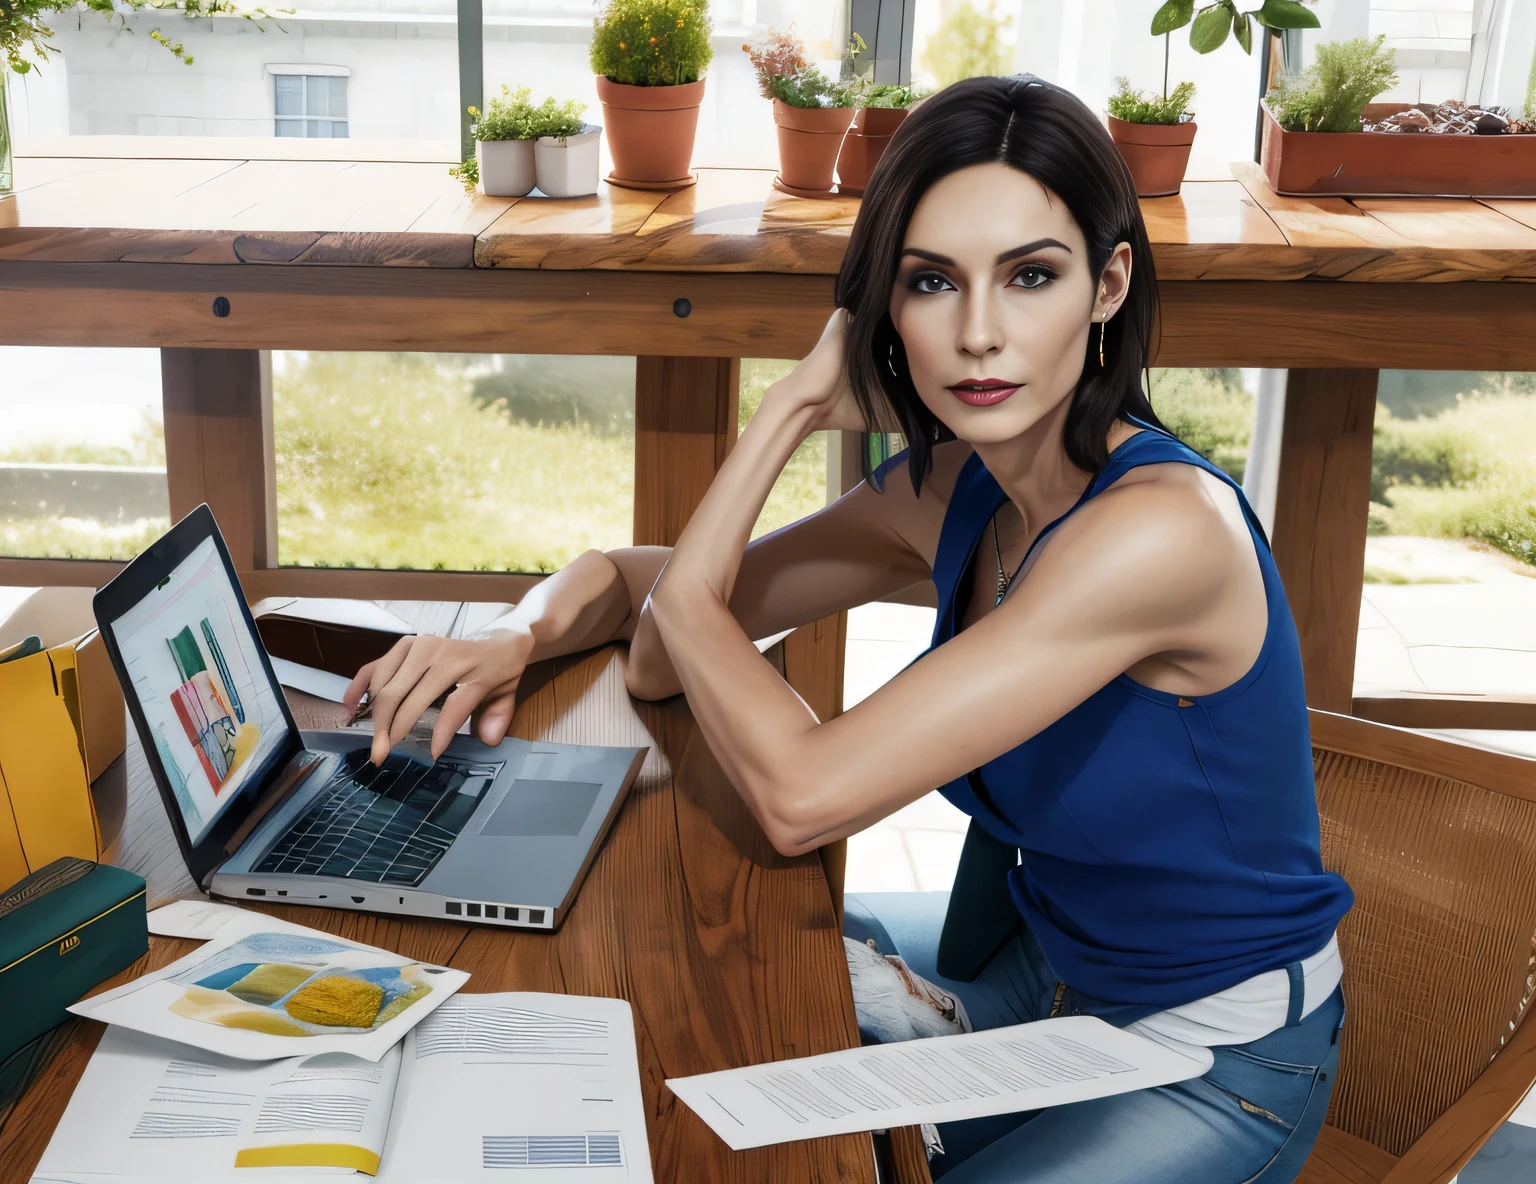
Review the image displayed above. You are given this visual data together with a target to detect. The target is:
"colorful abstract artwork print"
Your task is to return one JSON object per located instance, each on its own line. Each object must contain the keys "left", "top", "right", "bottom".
{"left": 166, "top": 620, "right": 254, "bottom": 789}
{"left": 167, "top": 932, "right": 445, "bottom": 1038}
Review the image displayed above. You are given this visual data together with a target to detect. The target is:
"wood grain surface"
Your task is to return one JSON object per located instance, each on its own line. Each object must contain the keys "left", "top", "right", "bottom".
{"left": 0, "top": 645, "right": 884, "bottom": 1184}
{"left": 7, "top": 150, "right": 1536, "bottom": 282}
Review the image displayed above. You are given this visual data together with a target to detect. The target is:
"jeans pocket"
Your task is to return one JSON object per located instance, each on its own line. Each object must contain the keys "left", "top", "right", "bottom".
{"left": 1204, "top": 1044, "right": 1321, "bottom": 1130}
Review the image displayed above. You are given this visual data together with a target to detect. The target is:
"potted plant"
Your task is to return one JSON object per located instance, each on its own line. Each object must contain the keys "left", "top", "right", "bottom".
{"left": 1106, "top": 0, "right": 1321, "bottom": 197}
{"left": 1106, "top": 78, "right": 1198, "bottom": 198}
{"left": 1259, "top": 35, "right": 1536, "bottom": 196}
{"left": 589, "top": 0, "right": 713, "bottom": 191}
{"left": 831, "top": 36, "right": 924, "bottom": 196}
{"left": 534, "top": 112, "right": 603, "bottom": 199}
{"left": 745, "top": 28, "right": 857, "bottom": 199}
{"left": 468, "top": 86, "right": 541, "bottom": 197}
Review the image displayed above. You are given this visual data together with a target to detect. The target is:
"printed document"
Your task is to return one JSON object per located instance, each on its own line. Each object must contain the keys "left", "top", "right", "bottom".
{"left": 71, "top": 910, "right": 469, "bottom": 1062}
{"left": 34, "top": 992, "right": 653, "bottom": 1183}
{"left": 666, "top": 1014, "right": 1214, "bottom": 1151}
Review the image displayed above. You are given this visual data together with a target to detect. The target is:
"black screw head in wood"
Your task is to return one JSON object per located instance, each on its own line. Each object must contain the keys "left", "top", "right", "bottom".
{"left": 212, "top": 296, "right": 231, "bottom": 318}
{"left": 672, "top": 297, "right": 691, "bottom": 318}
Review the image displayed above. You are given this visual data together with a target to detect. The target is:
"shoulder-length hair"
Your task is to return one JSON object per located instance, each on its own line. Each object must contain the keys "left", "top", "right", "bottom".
{"left": 836, "top": 75, "right": 1165, "bottom": 495}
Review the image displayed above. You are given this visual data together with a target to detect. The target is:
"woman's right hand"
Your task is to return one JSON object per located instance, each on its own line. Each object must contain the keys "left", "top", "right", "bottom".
{"left": 342, "top": 627, "right": 536, "bottom": 765}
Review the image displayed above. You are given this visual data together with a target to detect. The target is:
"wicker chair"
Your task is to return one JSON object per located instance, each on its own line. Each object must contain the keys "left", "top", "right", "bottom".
{"left": 887, "top": 712, "right": 1536, "bottom": 1184}
{"left": 1298, "top": 711, "right": 1536, "bottom": 1184}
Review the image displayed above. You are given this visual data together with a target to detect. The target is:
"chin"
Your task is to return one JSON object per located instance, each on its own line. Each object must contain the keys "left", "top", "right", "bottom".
{"left": 927, "top": 389, "right": 1061, "bottom": 446}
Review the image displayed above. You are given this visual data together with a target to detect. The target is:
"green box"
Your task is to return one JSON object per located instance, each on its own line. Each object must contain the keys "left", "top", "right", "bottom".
{"left": 0, "top": 859, "right": 148, "bottom": 1063}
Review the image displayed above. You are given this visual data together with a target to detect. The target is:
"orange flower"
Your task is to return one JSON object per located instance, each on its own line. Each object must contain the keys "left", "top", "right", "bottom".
{"left": 618, "top": 41, "right": 626, "bottom": 49}
{"left": 649, "top": 35, "right": 657, "bottom": 44}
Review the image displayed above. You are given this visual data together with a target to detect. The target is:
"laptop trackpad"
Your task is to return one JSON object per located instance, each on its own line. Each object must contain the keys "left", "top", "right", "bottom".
{"left": 480, "top": 779, "right": 602, "bottom": 837}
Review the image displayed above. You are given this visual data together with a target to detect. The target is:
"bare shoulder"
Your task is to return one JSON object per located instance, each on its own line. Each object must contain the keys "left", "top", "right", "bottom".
{"left": 1035, "top": 459, "right": 1253, "bottom": 618}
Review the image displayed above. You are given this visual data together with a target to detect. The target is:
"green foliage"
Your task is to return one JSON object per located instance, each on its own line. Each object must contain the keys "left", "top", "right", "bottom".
{"left": 1370, "top": 391, "right": 1536, "bottom": 567}
{"left": 1151, "top": 0, "right": 1318, "bottom": 57}
{"left": 589, "top": 0, "right": 712, "bottom": 88}
{"left": 1147, "top": 368, "right": 1252, "bottom": 482}
{"left": 1526, "top": 33, "right": 1535, "bottom": 118}
{"left": 0, "top": 413, "right": 165, "bottom": 467}
{"left": 1266, "top": 35, "right": 1398, "bottom": 132}
{"left": 864, "top": 83, "right": 924, "bottom": 110}
{"left": 271, "top": 353, "right": 634, "bottom": 574}
{"left": 767, "top": 66, "right": 859, "bottom": 110}
{"left": 472, "top": 355, "right": 634, "bottom": 436}
{"left": 4, "top": 0, "right": 285, "bottom": 75}
{"left": 743, "top": 25, "right": 807, "bottom": 99}
{"left": 918, "top": 0, "right": 1015, "bottom": 89}
{"left": 449, "top": 155, "right": 478, "bottom": 194}
{"left": 1108, "top": 76, "right": 1195, "bottom": 123}
{"left": 470, "top": 86, "right": 585, "bottom": 141}
{"left": 1377, "top": 369, "right": 1536, "bottom": 420}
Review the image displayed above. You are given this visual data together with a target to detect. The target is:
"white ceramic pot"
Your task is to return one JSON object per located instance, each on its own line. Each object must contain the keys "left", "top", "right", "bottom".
{"left": 533, "top": 125, "right": 602, "bottom": 198}
{"left": 476, "top": 138, "right": 536, "bottom": 197}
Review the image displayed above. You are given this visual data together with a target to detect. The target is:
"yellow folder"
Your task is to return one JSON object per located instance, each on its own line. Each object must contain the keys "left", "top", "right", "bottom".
{"left": 0, "top": 643, "right": 102, "bottom": 893}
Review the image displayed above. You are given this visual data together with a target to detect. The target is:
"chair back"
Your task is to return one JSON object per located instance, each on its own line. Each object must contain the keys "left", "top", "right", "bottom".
{"left": 1311, "top": 711, "right": 1536, "bottom": 1157}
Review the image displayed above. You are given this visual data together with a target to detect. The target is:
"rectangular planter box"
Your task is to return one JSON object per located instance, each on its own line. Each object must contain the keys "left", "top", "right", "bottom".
{"left": 1260, "top": 101, "right": 1536, "bottom": 198}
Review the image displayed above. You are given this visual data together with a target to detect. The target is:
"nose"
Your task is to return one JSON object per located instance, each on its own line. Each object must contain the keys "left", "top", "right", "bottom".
{"left": 958, "top": 285, "right": 1003, "bottom": 359}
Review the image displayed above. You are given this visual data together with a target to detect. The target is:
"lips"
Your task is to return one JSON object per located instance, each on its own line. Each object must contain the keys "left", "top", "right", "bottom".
{"left": 947, "top": 379, "right": 1021, "bottom": 408}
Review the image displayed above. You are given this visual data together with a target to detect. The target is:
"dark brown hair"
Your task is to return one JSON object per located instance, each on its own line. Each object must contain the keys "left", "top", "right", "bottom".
{"left": 836, "top": 75, "right": 1165, "bottom": 494}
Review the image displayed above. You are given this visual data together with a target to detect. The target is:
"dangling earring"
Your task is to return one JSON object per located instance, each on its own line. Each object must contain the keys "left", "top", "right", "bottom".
{"left": 887, "top": 342, "right": 900, "bottom": 378}
{"left": 1098, "top": 319, "right": 1106, "bottom": 368}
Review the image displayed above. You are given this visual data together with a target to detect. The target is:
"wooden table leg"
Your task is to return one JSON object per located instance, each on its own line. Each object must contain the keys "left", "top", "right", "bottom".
{"left": 1270, "top": 368, "right": 1380, "bottom": 714}
{"left": 784, "top": 612, "right": 851, "bottom": 927}
{"left": 633, "top": 356, "right": 739, "bottom": 547}
{"left": 160, "top": 348, "right": 275, "bottom": 571}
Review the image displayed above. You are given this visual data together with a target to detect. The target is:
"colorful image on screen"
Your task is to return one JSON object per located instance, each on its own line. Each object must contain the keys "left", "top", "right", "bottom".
{"left": 108, "top": 536, "right": 290, "bottom": 845}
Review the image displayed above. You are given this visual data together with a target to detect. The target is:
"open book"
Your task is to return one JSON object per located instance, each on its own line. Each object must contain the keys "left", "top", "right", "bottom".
{"left": 34, "top": 992, "right": 653, "bottom": 1184}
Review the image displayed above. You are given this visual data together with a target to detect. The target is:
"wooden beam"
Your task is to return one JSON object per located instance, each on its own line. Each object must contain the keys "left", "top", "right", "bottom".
{"left": 0, "top": 263, "right": 834, "bottom": 360}
{"left": 239, "top": 567, "right": 542, "bottom": 604}
{"left": 632, "top": 356, "right": 739, "bottom": 547}
{"left": 0, "top": 558, "right": 125, "bottom": 588}
{"left": 1352, "top": 695, "right": 1536, "bottom": 733}
{"left": 783, "top": 611, "right": 851, "bottom": 925}
{"left": 1271, "top": 369, "right": 1379, "bottom": 714}
{"left": 160, "top": 349, "right": 274, "bottom": 571}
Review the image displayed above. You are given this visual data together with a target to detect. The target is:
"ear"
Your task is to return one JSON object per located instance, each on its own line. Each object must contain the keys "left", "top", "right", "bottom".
{"left": 1094, "top": 242, "right": 1134, "bottom": 322}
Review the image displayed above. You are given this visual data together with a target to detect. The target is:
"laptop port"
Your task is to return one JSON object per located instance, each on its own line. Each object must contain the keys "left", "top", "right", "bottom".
{"left": 245, "top": 888, "right": 266, "bottom": 896}
{"left": 527, "top": 909, "right": 545, "bottom": 924}
{"left": 484, "top": 906, "right": 498, "bottom": 919}
{"left": 445, "top": 902, "right": 462, "bottom": 915}
{"left": 466, "top": 903, "right": 481, "bottom": 917}
{"left": 351, "top": 896, "right": 365, "bottom": 904}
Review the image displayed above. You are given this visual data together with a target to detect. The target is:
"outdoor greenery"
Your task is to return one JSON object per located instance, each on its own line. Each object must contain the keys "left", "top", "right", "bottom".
{"left": 589, "top": 0, "right": 712, "bottom": 88}
{"left": 864, "top": 83, "right": 924, "bottom": 110}
{"left": 1150, "top": 0, "right": 1319, "bottom": 58}
{"left": 1108, "top": 77, "right": 1196, "bottom": 124}
{"left": 918, "top": 0, "right": 1014, "bottom": 89}
{"left": 1267, "top": 35, "right": 1398, "bottom": 132}
{"left": 3, "top": 0, "right": 281, "bottom": 74}
{"left": 767, "top": 67, "right": 859, "bottom": 110}
{"left": 471, "top": 86, "right": 586, "bottom": 142}
{"left": 1148, "top": 369, "right": 1253, "bottom": 482}
{"left": 739, "top": 359, "right": 827, "bottom": 540}
{"left": 743, "top": 25, "right": 806, "bottom": 99}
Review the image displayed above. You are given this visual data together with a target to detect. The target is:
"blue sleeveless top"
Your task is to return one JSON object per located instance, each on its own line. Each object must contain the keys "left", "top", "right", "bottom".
{"left": 921, "top": 428, "right": 1353, "bottom": 1011}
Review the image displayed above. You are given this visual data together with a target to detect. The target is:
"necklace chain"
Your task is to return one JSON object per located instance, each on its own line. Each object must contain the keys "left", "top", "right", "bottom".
{"left": 991, "top": 509, "right": 1029, "bottom": 608}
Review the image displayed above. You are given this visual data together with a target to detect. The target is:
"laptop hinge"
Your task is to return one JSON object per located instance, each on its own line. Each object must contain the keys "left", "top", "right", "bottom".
{"left": 222, "top": 751, "right": 327, "bottom": 857}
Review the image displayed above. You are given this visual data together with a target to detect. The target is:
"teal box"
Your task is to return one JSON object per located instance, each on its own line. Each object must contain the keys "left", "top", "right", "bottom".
{"left": 0, "top": 859, "right": 148, "bottom": 1063}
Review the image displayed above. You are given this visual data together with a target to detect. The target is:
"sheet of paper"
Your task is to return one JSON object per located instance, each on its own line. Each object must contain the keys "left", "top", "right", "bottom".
{"left": 250, "top": 598, "right": 415, "bottom": 637}
{"left": 148, "top": 898, "right": 260, "bottom": 940}
{"left": 377, "top": 992, "right": 654, "bottom": 1183}
{"left": 34, "top": 1025, "right": 401, "bottom": 1180}
{"left": 666, "top": 1014, "right": 1214, "bottom": 1151}
{"left": 269, "top": 656, "right": 355, "bottom": 704}
{"left": 72, "top": 913, "right": 469, "bottom": 1062}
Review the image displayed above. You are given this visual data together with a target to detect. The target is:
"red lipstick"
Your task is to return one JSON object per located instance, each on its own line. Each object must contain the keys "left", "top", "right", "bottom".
{"left": 947, "top": 378, "right": 1020, "bottom": 407}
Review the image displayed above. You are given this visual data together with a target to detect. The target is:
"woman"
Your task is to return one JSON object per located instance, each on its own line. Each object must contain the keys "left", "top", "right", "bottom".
{"left": 346, "top": 77, "right": 1352, "bottom": 1182}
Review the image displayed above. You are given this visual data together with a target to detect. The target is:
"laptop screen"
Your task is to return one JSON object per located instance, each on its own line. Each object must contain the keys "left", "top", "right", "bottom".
{"left": 104, "top": 535, "right": 293, "bottom": 846}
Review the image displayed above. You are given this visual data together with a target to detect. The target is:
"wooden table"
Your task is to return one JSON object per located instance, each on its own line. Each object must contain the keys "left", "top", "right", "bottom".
{"left": 5, "top": 142, "right": 1536, "bottom": 731}
{"left": 0, "top": 641, "right": 929, "bottom": 1183}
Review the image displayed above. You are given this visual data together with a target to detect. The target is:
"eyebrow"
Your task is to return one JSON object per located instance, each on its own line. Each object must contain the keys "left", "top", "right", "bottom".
{"left": 900, "top": 238, "right": 1073, "bottom": 267}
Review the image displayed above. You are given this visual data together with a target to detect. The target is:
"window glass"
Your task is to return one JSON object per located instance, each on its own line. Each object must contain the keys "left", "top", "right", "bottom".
{"left": 5, "top": 2, "right": 454, "bottom": 141}
{"left": 1146, "top": 367, "right": 1257, "bottom": 482}
{"left": 1358, "top": 371, "right": 1536, "bottom": 705}
{"left": 739, "top": 359, "right": 828, "bottom": 540}
{"left": 272, "top": 352, "right": 634, "bottom": 573}
{"left": 0, "top": 347, "right": 168, "bottom": 560}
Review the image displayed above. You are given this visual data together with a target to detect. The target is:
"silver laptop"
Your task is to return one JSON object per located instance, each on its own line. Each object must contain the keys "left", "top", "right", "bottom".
{"left": 94, "top": 504, "right": 646, "bottom": 931}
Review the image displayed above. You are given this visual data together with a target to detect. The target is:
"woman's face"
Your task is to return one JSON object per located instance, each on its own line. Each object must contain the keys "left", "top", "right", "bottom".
{"left": 888, "top": 161, "right": 1131, "bottom": 448}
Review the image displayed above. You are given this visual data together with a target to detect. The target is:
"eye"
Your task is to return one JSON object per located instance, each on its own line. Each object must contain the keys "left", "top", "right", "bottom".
{"left": 1008, "top": 264, "right": 1056, "bottom": 290}
{"left": 909, "top": 271, "right": 956, "bottom": 295}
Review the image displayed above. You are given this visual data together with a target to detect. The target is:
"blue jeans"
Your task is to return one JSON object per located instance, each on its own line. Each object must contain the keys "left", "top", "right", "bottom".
{"left": 846, "top": 892, "right": 1343, "bottom": 1184}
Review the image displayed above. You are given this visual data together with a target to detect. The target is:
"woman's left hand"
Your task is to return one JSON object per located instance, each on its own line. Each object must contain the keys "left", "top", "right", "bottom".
{"left": 768, "top": 310, "right": 872, "bottom": 434}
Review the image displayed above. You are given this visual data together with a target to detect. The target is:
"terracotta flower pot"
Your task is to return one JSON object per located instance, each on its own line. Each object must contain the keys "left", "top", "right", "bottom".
{"left": 1260, "top": 101, "right": 1536, "bottom": 197}
{"left": 596, "top": 76, "right": 705, "bottom": 191}
{"left": 1106, "top": 115, "right": 1197, "bottom": 198}
{"left": 773, "top": 99, "right": 856, "bottom": 198}
{"left": 836, "top": 106, "right": 910, "bottom": 195}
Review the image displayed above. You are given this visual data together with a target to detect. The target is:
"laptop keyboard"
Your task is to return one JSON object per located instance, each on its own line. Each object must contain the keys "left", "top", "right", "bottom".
{"left": 253, "top": 749, "right": 503, "bottom": 887}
